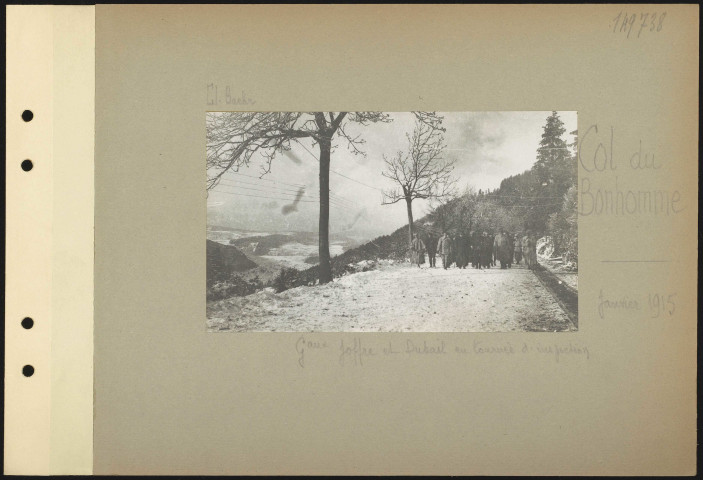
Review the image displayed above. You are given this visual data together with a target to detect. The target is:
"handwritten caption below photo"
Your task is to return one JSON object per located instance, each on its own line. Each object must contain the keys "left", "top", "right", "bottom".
{"left": 295, "top": 336, "right": 590, "bottom": 368}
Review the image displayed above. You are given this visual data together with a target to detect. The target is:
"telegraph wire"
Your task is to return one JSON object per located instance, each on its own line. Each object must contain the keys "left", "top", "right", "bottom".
{"left": 222, "top": 171, "right": 358, "bottom": 207}
{"left": 212, "top": 185, "right": 349, "bottom": 209}
{"left": 217, "top": 185, "right": 349, "bottom": 209}
{"left": 211, "top": 190, "right": 317, "bottom": 203}
{"left": 216, "top": 177, "right": 567, "bottom": 208}
{"left": 293, "top": 139, "right": 386, "bottom": 193}
{"left": 483, "top": 193, "right": 567, "bottom": 199}
{"left": 226, "top": 171, "right": 306, "bottom": 188}
{"left": 218, "top": 177, "right": 352, "bottom": 205}
{"left": 212, "top": 189, "right": 349, "bottom": 209}
{"left": 291, "top": 139, "right": 569, "bottom": 201}
{"left": 219, "top": 178, "right": 306, "bottom": 195}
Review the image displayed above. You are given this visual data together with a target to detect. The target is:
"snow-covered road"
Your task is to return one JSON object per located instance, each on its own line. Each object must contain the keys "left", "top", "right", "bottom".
{"left": 207, "top": 261, "right": 576, "bottom": 332}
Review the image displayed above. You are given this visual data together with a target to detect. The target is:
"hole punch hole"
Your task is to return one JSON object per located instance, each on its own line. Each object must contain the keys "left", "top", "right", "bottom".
{"left": 22, "top": 110, "right": 34, "bottom": 122}
{"left": 21, "top": 317, "right": 34, "bottom": 329}
{"left": 23, "top": 365, "right": 35, "bottom": 377}
{"left": 21, "top": 159, "right": 33, "bottom": 172}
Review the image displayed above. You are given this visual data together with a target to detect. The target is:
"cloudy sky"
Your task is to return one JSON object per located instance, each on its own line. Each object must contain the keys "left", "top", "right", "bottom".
{"left": 207, "top": 111, "right": 577, "bottom": 239}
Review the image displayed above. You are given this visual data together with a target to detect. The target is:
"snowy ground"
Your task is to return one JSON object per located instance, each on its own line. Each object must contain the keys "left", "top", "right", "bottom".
{"left": 207, "top": 259, "right": 576, "bottom": 333}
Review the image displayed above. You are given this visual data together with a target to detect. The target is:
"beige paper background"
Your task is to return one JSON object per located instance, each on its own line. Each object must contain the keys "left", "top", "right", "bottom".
{"left": 5, "top": 6, "right": 95, "bottom": 475}
{"left": 49, "top": 7, "right": 95, "bottom": 474}
{"left": 94, "top": 5, "right": 698, "bottom": 475}
{"left": 5, "top": 6, "right": 54, "bottom": 474}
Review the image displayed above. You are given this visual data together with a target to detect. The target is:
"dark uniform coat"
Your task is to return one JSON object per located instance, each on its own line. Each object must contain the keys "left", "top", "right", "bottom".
{"left": 471, "top": 232, "right": 482, "bottom": 268}
{"left": 481, "top": 235, "right": 493, "bottom": 268}
{"left": 507, "top": 234, "right": 515, "bottom": 266}
{"left": 425, "top": 234, "right": 437, "bottom": 256}
{"left": 425, "top": 234, "right": 437, "bottom": 267}
{"left": 493, "top": 233, "right": 511, "bottom": 268}
{"left": 455, "top": 234, "right": 469, "bottom": 268}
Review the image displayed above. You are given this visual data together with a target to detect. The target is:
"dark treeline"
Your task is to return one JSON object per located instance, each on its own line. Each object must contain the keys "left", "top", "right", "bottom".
{"left": 419, "top": 111, "right": 577, "bottom": 263}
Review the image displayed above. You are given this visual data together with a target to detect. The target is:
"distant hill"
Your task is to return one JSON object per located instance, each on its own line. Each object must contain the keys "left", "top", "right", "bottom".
{"left": 229, "top": 232, "right": 318, "bottom": 255}
{"left": 268, "top": 218, "right": 429, "bottom": 292}
{"left": 207, "top": 240, "right": 257, "bottom": 283}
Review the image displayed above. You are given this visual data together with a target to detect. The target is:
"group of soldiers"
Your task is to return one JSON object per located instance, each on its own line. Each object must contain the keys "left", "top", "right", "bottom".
{"left": 410, "top": 230, "right": 538, "bottom": 270}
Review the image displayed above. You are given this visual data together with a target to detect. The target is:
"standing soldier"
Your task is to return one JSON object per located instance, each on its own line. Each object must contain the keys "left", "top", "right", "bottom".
{"left": 447, "top": 234, "right": 456, "bottom": 268}
{"left": 481, "top": 231, "right": 493, "bottom": 269}
{"left": 455, "top": 233, "right": 468, "bottom": 269}
{"left": 489, "top": 232, "right": 497, "bottom": 268}
{"left": 463, "top": 232, "right": 472, "bottom": 268}
{"left": 493, "top": 229, "right": 512, "bottom": 269}
{"left": 522, "top": 232, "right": 531, "bottom": 268}
{"left": 490, "top": 233, "right": 497, "bottom": 267}
{"left": 425, "top": 231, "right": 437, "bottom": 268}
{"left": 453, "top": 233, "right": 462, "bottom": 268}
{"left": 437, "top": 232, "right": 452, "bottom": 270}
{"left": 507, "top": 232, "right": 514, "bottom": 268}
{"left": 527, "top": 232, "right": 538, "bottom": 269}
{"left": 472, "top": 231, "right": 482, "bottom": 268}
{"left": 469, "top": 231, "right": 476, "bottom": 268}
{"left": 513, "top": 233, "right": 523, "bottom": 265}
{"left": 410, "top": 233, "right": 426, "bottom": 268}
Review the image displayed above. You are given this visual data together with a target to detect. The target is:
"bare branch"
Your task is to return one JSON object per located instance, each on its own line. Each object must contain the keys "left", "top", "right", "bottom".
{"left": 412, "top": 111, "right": 446, "bottom": 132}
{"left": 330, "top": 112, "right": 348, "bottom": 131}
{"left": 337, "top": 121, "right": 366, "bottom": 156}
{"left": 347, "top": 112, "right": 392, "bottom": 126}
{"left": 381, "top": 188, "right": 407, "bottom": 205}
{"left": 381, "top": 112, "right": 456, "bottom": 207}
{"left": 206, "top": 111, "right": 394, "bottom": 190}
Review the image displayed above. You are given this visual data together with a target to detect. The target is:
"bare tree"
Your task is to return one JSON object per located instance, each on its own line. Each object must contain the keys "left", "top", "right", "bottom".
{"left": 381, "top": 113, "right": 456, "bottom": 246}
{"left": 206, "top": 112, "right": 391, "bottom": 284}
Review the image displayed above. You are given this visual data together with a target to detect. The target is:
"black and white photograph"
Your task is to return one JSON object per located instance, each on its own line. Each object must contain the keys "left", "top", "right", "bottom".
{"left": 206, "top": 111, "right": 578, "bottom": 332}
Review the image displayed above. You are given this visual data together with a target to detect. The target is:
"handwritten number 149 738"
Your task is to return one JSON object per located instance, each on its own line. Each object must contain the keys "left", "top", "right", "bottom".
{"left": 611, "top": 12, "right": 666, "bottom": 38}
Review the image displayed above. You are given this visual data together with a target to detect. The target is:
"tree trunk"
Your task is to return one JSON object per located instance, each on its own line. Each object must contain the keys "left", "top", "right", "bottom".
{"left": 318, "top": 137, "right": 333, "bottom": 284}
{"left": 405, "top": 196, "right": 414, "bottom": 246}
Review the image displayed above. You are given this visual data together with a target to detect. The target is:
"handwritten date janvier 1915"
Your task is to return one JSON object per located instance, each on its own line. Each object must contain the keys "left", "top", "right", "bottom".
{"left": 597, "top": 290, "right": 676, "bottom": 319}
{"left": 611, "top": 11, "right": 666, "bottom": 38}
